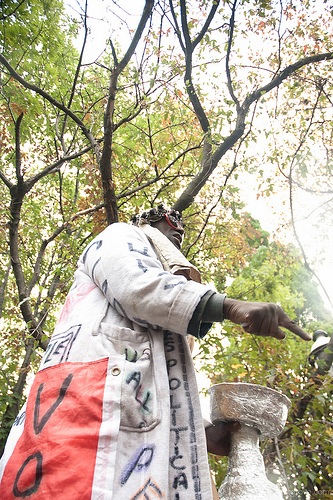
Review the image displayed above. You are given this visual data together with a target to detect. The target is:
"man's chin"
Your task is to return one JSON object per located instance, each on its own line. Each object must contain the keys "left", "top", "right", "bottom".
{"left": 173, "top": 238, "right": 182, "bottom": 249}
{"left": 168, "top": 235, "right": 182, "bottom": 249}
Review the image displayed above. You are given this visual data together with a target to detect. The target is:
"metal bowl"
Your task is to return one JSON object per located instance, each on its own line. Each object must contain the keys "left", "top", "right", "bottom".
{"left": 208, "top": 382, "right": 291, "bottom": 438}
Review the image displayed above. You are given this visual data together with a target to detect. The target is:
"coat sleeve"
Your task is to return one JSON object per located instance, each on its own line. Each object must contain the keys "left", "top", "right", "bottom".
{"left": 77, "top": 223, "right": 213, "bottom": 336}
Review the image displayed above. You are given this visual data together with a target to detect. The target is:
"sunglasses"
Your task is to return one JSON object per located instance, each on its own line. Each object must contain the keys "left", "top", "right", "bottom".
{"left": 164, "top": 213, "right": 185, "bottom": 230}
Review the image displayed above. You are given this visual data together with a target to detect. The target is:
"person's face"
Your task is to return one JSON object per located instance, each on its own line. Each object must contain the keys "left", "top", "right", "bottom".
{"left": 151, "top": 216, "right": 185, "bottom": 249}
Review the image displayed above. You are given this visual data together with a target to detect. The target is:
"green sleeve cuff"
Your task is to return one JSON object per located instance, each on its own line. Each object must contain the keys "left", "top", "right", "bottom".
{"left": 187, "top": 292, "right": 227, "bottom": 339}
{"left": 187, "top": 291, "right": 216, "bottom": 339}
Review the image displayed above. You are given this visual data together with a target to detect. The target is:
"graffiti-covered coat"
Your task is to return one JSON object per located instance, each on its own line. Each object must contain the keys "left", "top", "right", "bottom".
{"left": 0, "top": 222, "right": 215, "bottom": 499}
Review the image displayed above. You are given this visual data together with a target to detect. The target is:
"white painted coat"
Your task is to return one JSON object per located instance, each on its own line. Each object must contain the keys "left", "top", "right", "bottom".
{"left": 0, "top": 222, "right": 214, "bottom": 499}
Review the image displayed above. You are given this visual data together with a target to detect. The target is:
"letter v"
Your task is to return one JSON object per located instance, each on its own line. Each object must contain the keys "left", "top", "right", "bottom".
{"left": 33, "top": 373, "right": 73, "bottom": 435}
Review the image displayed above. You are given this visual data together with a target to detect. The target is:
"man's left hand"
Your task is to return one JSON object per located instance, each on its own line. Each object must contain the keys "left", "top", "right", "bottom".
{"left": 223, "top": 298, "right": 311, "bottom": 340}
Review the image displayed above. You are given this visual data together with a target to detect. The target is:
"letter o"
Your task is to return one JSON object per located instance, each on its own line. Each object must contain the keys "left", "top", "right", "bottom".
{"left": 169, "top": 378, "right": 181, "bottom": 390}
{"left": 13, "top": 452, "right": 43, "bottom": 498}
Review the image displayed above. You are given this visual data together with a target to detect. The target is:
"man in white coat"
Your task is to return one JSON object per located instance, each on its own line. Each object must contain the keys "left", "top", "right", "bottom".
{"left": 0, "top": 204, "right": 310, "bottom": 500}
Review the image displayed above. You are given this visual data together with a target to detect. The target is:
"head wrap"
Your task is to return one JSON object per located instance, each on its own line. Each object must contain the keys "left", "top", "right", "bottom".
{"left": 133, "top": 206, "right": 200, "bottom": 283}
{"left": 131, "top": 203, "right": 183, "bottom": 227}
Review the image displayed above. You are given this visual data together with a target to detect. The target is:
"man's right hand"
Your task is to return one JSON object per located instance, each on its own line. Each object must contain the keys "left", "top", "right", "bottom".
{"left": 205, "top": 421, "right": 240, "bottom": 456}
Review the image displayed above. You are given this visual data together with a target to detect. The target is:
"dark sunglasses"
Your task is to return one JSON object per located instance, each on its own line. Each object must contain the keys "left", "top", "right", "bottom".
{"left": 164, "top": 213, "right": 185, "bottom": 230}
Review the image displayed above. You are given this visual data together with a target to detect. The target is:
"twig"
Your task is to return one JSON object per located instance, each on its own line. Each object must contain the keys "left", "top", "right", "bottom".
{"left": 274, "top": 437, "right": 292, "bottom": 500}
{"left": 226, "top": 0, "right": 240, "bottom": 109}
{"left": 15, "top": 112, "right": 24, "bottom": 185}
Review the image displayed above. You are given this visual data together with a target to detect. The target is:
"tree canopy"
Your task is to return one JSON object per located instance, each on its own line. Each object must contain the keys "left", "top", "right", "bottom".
{"left": 1, "top": 0, "right": 333, "bottom": 497}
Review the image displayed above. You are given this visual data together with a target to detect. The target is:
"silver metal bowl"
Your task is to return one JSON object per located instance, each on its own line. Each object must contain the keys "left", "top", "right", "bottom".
{"left": 208, "top": 382, "right": 291, "bottom": 438}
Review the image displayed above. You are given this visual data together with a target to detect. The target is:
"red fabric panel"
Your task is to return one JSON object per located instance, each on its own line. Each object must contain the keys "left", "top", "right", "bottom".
{"left": 0, "top": 358, "right": 108, "bottom": 499}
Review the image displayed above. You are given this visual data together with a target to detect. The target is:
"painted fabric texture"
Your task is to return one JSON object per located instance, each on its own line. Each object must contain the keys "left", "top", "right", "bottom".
{"left": 0, "top": 222, "right": 214, "bottom": 499}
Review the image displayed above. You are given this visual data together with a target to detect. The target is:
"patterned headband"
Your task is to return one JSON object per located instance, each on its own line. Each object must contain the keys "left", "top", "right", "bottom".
{"left": 130, "top": 204, "right": 183, "bottom": 226}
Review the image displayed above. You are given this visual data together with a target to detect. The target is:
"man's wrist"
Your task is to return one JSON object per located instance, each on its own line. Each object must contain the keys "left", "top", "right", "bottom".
{"left": 202, "top": 293, "right": 226, "bottom": 323}
{"left": 223, "top": 297, "right": 238, "bottom": 321}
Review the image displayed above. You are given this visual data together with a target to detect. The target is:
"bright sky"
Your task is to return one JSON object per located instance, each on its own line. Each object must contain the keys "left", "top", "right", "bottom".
{"left": 65, "top": 0, "right": 144, "bottom": 63}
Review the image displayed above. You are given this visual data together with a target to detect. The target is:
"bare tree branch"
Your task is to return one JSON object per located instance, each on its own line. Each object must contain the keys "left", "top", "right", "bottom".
{"left": 168, "top": 0, "right": 185, "bottom": 52}
{"left": 192, "top": 0, "right": 220, "bottom": 50}
{"left": 118, "top": 143, "right": 202, "bottom": 199}
{"left": 226, "top": 0, "right": 240, "bottom": 109}
{"left": 0, "top": 53, "right": 100, "bottom": 156}
{"left": 99, "top": 0, "right": 154, "bottom": 225}
{"left": 26, "top": 143, "right": 99, "bottom": 189}
{"left": 0, "top": 167, "right": 13, "bottom": 189}
{"left": 2, "top": 142, "right": 98, "bottom": 195}
{"left": 0, "top": 0, "right": 26, "bottom": 21}
{"left": 27, "top": 203, "right": 104, "bottom": 296}
{"left": 0, "top": 261, "right": 11, "bottom": 320}
{"left": 14, "top": 112, "right": 24, "bottom": 185}
{"left": 174, "top": 51, "right": 333, "bottom": 212}
{"left": 0, "top": 337, "right": 35, "bottom": 457}
{"left": 59, "top": 0, "right": 89, "bottom": 146}
{"left": 179, "top": 0, "right": 211, "bottom": 133}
